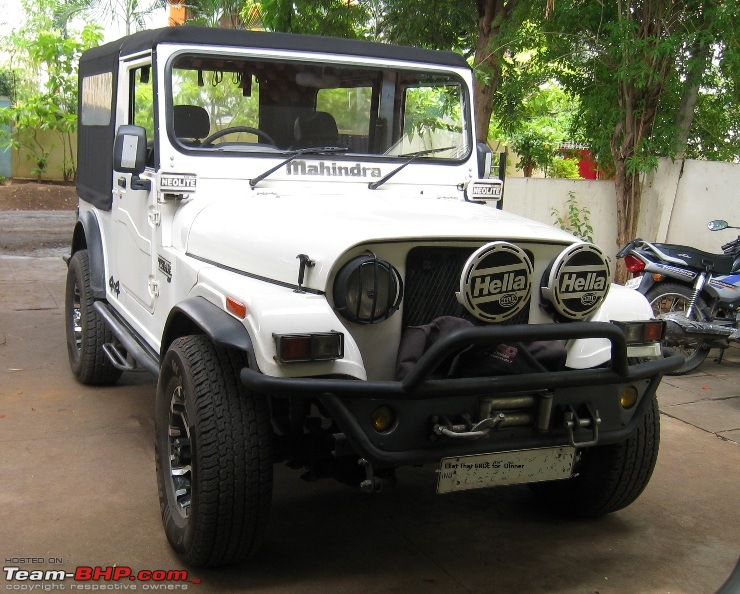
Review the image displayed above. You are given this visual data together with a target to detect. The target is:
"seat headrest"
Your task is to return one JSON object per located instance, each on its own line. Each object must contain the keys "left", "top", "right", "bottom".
{"left": 294, "top": 111, "right": 339, "bottom": 147}
{"left": 174, "top": 105, "right": 210, "bottom": 141}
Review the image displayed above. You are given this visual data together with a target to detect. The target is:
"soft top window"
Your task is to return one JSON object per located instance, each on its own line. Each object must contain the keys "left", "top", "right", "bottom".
{"left": 81, "top": 72, "right": 113, "bottom": 126}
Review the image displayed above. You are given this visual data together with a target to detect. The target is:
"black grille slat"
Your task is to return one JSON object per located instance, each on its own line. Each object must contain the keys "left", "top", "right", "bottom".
{"left": 403, "top": 247, "right": 531, "bottom": 328}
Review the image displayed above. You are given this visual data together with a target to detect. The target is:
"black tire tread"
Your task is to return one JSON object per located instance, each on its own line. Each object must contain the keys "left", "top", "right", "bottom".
{"left": 159, "top": 335, "right": 272, "bottom": 567}
{"left": 531, "top": 398, "right": 660, "bottom": 517}
{"left": 65, "top": 250, "right": 122, "bottom": 385}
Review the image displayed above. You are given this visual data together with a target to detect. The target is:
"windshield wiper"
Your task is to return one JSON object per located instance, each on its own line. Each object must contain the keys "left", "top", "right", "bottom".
{"left": 368, "top": 145, "right": 457, "bottom": 190}
{"left": 249, "top": 146, "right": 349, "bottom": 189}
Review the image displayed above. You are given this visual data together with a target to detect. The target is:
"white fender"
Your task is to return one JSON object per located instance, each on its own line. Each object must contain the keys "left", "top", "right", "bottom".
{"left": 565, "top": 283, "right": 656, "bottom": 369}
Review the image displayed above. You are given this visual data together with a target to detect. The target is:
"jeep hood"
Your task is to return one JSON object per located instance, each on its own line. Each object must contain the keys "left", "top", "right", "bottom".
{"left": 182, "top": 192, "right": 577, "bottom": 292}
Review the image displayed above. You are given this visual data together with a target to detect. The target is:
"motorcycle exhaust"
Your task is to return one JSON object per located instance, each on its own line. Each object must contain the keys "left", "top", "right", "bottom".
{"left": 663, "top": 313, "right": 736, "bottom": 348}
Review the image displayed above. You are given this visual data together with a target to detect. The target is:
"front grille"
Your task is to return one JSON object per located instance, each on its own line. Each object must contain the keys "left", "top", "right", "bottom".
{"left": 403, "top": 246, "right": 532, "bottom": 328}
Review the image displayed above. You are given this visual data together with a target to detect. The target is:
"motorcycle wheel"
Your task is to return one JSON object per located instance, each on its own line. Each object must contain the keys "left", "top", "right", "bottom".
{"left": 645, "top": 282, "right": 711, "bottom": 375}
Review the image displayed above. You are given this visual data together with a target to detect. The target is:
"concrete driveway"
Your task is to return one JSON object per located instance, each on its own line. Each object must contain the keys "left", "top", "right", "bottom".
{"left": 1, "top": 254, "right": 738, "bottom": 593}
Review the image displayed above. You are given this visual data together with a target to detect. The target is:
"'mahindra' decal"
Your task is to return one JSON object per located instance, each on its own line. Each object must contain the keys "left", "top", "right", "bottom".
{"left": 285, "top": 160, "right": 382, "bottom": 178}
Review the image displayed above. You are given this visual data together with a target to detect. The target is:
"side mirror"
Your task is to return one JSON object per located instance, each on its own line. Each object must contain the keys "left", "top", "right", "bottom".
{"left": 113, "top": 125, "right": 147, "bottom": 175}
{"left": 708, "top": 220, "right": 729, "bottom": 231}
{"left": 476, "top": 142, "right": 492, "bottom": 178}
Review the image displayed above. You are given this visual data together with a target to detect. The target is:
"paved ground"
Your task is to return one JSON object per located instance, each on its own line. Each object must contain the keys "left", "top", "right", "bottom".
{"left": 1, "top": 254, "right": 738, "bottom": 594}
{"left": 0, "top": 210, "right": 75, "bottom": 257}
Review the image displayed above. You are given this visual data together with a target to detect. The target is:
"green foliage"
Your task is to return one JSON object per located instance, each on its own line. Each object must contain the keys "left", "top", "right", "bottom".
{"left": 374, "top": 0, "right": 476, "bottom": 51}
{"left": 57, "top": 0, "right": 165, "bottom": 36}
{"left": 539, "top": 0, "right": 739, "bottom": 171}
{"left": 0, "top": 68, "right": 16, "bottom": 99}
{"left": 685, "top": 64, "right": 740, "bottom": 162}
{"left": 0, "top": 1, "right": 103, "bottom": 179}
{"left": 491, "top": 83, "right": 581, "bottom": 176}
{"left": 548, "top": 157, "right": 581, "bottom": 179}
{"left": 185, "top": 0, "right": 247, "bottom": 28}
{"left": 249, "top": 0, "right": 370, "bottom": 38}
{"left": 550, "top": 192, "right": 594, "bottom": 243}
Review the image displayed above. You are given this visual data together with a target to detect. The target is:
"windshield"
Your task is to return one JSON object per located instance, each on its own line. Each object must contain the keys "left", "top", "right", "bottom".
{"left": 167, "top": 54, "right": 471, "bottom": 160}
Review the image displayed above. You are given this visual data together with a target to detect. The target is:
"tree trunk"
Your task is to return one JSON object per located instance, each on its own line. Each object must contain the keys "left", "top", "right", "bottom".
{"left": 675, "top": 41, "right": 710, "bottom": 158}
{"left": 473, "top": 0, "right": 509, "bottom": 143}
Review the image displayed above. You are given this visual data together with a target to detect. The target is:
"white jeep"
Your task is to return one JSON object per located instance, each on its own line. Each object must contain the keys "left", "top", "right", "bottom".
{"left": 65, "top": 26, "right": 680, "bottom": 567}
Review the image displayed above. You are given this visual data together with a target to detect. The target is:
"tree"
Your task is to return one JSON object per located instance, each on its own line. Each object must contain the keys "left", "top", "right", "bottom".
{"left": 491, "top": 83, "right": 581, "bottom": 177}
{"left": 541, "top": 0, "right": 738, "bottom": 277}
{"left": 378, "top": 1, "right": 519, "bottom": 143}
{"left": 241, "top": 0, "right": 370, "bottom": 38}
{"left": 57, "top": 0, "right": 165, "bottom": 36}
{"left": 183, "top": 0, "right": 249, "bottom": 28}
{"left": 0, "top": 0, "right": 103, "bottom": 179}
{"left": 0, "top": 68, "right": 16, "bottom": 99}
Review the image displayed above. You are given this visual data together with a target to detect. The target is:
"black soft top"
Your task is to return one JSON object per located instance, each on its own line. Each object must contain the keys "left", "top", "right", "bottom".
{"left": 77, "top": 27, "right": 468, "bottom": 211}
{"left": 81, "top": 26, "right": 469, "bottom": 70}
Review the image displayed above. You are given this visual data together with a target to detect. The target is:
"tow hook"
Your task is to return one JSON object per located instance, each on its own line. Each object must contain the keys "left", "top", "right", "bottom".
{"left": 563, "top": 404, "right": 601, "bottom": 448}
{"left": 358, "top": 458, "right": 395, "bottom": 493}
{"left": 432, "top": 413, "right": 506, "bottom": 440}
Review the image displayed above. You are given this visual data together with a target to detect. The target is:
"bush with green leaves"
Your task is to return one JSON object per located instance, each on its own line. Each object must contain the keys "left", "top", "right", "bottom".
{"left": 550, "top": 191, "right": 594, "bottom": 243}
{"left": 0, "top": 4, "right": 102, "bottom": 180}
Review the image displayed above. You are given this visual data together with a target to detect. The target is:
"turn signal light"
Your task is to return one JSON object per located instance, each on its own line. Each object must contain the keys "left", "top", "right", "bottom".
{"left": 611, "top": 320, "right": 666, "bottom": 345}
{"left": 226, "top": 296, "right": 247, "bottom": 319}
{"left": 275, "top": 332, "right": 344, "bottom": 363}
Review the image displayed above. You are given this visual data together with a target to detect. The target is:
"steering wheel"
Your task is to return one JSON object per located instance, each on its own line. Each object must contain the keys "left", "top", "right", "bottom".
{"left": 200, "top": 126, "right": 276, "bottom": 147}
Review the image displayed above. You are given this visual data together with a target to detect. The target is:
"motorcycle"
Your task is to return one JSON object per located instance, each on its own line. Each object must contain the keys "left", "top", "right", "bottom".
{"left": 617, "top": 220, "right": 740, "bottom": 375}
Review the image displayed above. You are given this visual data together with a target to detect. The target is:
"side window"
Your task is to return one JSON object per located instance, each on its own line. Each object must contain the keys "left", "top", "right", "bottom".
{"left": 316, "top": 87, "right": 372, "bottom": 152}
{"left": 130, "top": 66, "right": 154, "bottom": 141}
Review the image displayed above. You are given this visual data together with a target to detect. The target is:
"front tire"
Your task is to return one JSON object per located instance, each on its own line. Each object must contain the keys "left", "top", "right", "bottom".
{"left": 645, "top": 282, "right": 711, "bottom": 375}
{"left": 64, "top": 249, "right": 122, "bottom": 385}
{"left": 531, "top": 397, "right": 660, "bottom": 517}
{"left": 155, "top": 335, "right": 273, "bottom": 567}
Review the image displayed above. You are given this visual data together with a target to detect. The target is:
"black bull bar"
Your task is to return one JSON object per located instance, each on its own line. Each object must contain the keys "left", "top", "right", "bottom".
{"left": 240, "top": 322, "right": 684, "bottom": 465}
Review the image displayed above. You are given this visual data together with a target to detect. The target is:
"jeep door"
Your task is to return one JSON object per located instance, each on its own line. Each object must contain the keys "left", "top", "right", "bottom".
{"left": 111, "top": 59, "right": 158, "bottom": 314}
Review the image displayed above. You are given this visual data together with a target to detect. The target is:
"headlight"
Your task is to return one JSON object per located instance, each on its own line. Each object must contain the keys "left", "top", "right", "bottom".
{"left": 333, "top": 254, "right": 403, "bottom": 324}
{"left": 541, "top": 243, "right": 611, "bottom": 320}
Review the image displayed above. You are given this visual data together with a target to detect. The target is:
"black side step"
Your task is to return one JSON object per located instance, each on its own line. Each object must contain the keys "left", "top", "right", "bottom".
{"left": 102, "top": 343, "right": 140, "bottom": 372}
{"left": 93, "top": 301, "right": 159, "bottom": 376}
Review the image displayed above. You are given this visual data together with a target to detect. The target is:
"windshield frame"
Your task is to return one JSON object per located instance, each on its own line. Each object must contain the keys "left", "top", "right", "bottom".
{"left": 162, "top": 46, "right": 473, "bottom": 165}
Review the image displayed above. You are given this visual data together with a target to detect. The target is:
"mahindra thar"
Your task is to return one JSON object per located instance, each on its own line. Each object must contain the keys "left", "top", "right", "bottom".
{"left": 65, "top": 26, "right": 681, "bottom": 566}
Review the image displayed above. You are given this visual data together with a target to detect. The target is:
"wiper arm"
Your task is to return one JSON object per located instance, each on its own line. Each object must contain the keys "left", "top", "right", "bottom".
{"left": 249, "top": 146, "right": 348, "bottom": 189}
{"left": 368, "top": 145, "right": 457, "bottom": 190}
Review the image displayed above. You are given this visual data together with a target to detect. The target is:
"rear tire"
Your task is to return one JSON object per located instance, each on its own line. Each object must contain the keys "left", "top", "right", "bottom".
{"left": 64, "top": 250, "right": 122, "bottom": 385}
{"left": 155, "top": 335, "right": 273, "bottom": 567}
{"left": 645, "top": 282, "right": 711, "bottom": 375}
{"left": 531, "top": 397, "right": 660, "bottom": 517}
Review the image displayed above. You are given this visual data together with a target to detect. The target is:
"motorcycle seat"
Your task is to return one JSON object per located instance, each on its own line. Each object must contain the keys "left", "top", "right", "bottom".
{"left": 652, "top": 243, "right": 736, "bottom": 275}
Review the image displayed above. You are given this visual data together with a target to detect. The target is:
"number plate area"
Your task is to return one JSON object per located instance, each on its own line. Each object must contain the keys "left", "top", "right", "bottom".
{"left": 437, "top": 446, "right": 576, "bottom": 494}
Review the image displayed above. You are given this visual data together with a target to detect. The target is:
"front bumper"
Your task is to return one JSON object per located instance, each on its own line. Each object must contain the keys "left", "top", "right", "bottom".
{"left": 240, "top": 322, "right": 682, "bottom": 466}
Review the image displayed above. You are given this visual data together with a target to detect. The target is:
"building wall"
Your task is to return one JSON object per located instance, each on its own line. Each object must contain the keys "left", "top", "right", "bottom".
{"left": 11, "top": 130, "right": 77, "bottom": 182}
{"left": 502, "top": 158, "right": 739, "bottom": 257}
{"left": 0, "top": 96, "right": 11, "bottom": 178}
